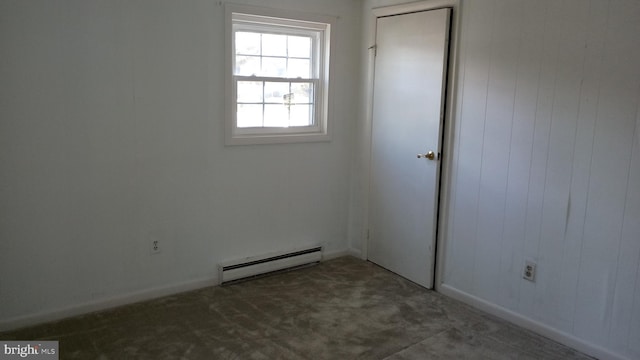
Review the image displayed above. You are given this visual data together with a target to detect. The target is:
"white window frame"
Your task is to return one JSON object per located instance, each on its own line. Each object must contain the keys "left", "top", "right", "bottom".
{"left": 225, "top": 4, "right": 334, "bottom": 145}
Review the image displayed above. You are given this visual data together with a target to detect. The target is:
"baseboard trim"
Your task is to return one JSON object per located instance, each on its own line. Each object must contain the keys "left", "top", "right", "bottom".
{"left": 1, "top": 250, "right": 357, "bottom": 332}
{"left": 322, "top": 248, "right": 349, "bottom": 260}
{"left": 323, "top": 248, "right": 363, "bottom": 260}
{"left": 0, "top": 276, "right": 216, "bottom": 332}
{"left": 439, "top": 284, "right": 630, "bottom": 360}
{"left": 347, "top": 248, "right": 363, "bottom": 259}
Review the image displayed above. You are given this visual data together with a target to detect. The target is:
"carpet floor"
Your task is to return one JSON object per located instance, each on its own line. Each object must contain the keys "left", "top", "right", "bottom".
{"left": 1, "top": 256, "right": 594, "bottom": 359}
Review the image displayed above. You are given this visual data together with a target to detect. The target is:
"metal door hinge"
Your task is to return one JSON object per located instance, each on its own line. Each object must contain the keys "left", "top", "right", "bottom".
{"left": 368, "top": 44, "right": 377, "bottom": 56}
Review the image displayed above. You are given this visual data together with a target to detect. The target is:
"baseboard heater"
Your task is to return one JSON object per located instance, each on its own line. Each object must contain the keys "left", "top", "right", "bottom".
{"left": 218, "top": 246, "right": 323, "bottom": 285}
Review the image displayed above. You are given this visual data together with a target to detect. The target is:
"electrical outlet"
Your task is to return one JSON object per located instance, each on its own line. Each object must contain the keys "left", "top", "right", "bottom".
{"left": 150, "top": 240, "right": 161, "bottom": 255}
{"left": 523, "top": 260, "right": 536, "bottom": 282}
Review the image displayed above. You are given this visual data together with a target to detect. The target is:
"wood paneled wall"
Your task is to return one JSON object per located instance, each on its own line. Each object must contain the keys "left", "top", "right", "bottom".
{"left": 442, "top": 0, "right": 640, "bottom": 358}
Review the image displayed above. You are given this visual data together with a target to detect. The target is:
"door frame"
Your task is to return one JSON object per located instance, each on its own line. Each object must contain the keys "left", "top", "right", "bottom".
{"left": 361, "top": 0, "right": 462, "bottom": 291}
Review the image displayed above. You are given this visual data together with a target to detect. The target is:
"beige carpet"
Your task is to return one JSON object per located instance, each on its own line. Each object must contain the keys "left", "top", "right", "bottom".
{"left": 1, "top": 257, "right": 593, "bottom": 359}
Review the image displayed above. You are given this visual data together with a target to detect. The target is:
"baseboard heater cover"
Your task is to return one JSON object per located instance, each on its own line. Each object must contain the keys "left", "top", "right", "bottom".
{"left": 219, "top": 246, "right": 323, "bottom": 284}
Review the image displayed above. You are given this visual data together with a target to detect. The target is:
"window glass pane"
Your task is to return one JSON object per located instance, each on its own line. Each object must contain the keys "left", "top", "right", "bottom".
{"left": 290, "top": 104, "right": 312, "bottom": 126}
{"left": 237, "top": 104, "right": 263, "bottom": 128}
{"left": 261, "top": 57, "right": 286, "bottom": 77}
{"left": 229, "top": 12, "right": 329, "bottom": 143}
{"left": 237, "top": 81, "right": 263, "bottom": 103}
{"left": 264, "top": 82, "right": 290, "bottom": 103}
{"left": 235, "top": 56, "right": 260, "bottom": 76}
{"left": 262, "top": 34, "right": 287, "bottom": 56}
{"left": 288, "top": 59, "right": 311, "bottom": 78}
{"left": 236, "top": 32, "right": 261, "bottom": 55}
{"left": 288, "top": 36, "right": 311, "bottom": 58}
{"left": 264, "top": 104, "right": 289, "bottom": 127}
{"left": 291, "top": 82, "right": 312, "bottom": 103}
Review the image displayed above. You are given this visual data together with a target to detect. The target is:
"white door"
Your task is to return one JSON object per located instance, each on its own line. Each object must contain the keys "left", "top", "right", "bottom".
{"left": 368, "top": 8, "right": 451, "bottom": 289}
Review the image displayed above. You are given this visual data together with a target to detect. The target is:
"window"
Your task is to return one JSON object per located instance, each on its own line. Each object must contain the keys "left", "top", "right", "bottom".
{"left": 225, "top": 5, "right": 333, "bottom": 145}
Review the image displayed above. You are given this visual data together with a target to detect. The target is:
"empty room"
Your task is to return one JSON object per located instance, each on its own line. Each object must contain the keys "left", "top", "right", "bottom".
{"left": 1, "top": 0, "right": 639, "bottom": 359}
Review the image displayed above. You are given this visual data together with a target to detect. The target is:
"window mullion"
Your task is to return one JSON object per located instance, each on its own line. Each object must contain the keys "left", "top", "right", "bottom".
{"left": 288, "top": 81, "right": 292, "bottom": 127}
{"left": 260, "top": 80, "right": 265, "bottom": 127}
{"left": 259, "top": 33, "right": 263, "bottom": 77}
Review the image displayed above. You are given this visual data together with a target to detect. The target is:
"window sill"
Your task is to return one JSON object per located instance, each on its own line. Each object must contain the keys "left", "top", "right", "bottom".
{"left": 225, "top": 131, "right": 332, "bottom": 146}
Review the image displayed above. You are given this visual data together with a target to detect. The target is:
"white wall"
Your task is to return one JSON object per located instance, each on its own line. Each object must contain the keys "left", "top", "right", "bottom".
{"left": 440, "top": 0, "right": 640, "bottom": 359}
{"left": 356, "top": 0, "right": 640, "bottom": 359}
{"left": 0, "top": 0, "right": 361, "bottom": 328}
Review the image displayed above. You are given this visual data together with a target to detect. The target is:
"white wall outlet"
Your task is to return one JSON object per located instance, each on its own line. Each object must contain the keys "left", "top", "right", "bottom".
{"left": 150, "top": 240, "right": 161, "bottom": 255}
{"left": 523, "top": 260, "right": 536, "bottom": 282}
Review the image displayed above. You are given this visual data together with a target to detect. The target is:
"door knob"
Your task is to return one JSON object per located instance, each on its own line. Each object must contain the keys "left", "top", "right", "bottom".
{"left": 417, "top": 151, "right": 436, "bottom": 160}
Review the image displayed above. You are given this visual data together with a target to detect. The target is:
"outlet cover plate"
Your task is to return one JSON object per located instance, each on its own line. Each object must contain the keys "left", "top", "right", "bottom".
{"left": 523, "top": 260, "right": 536, "bottom": 282}
{"left": 150, "top": 240, "right": 161, "bottom": 255}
